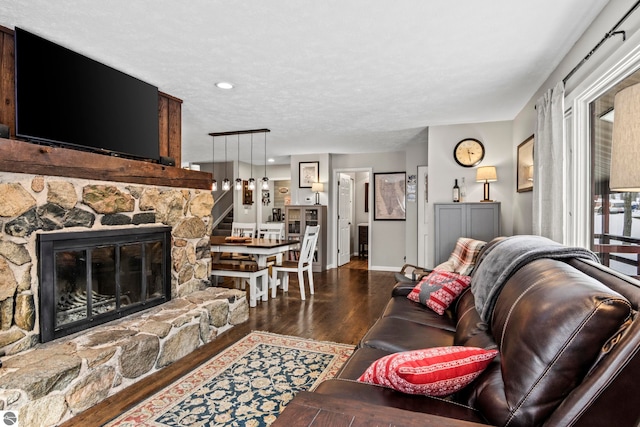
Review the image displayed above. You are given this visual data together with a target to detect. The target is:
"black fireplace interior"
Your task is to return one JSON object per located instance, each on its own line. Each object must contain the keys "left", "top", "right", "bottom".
{"left": 38, "top": 226, "right": 171, "bottom": 342}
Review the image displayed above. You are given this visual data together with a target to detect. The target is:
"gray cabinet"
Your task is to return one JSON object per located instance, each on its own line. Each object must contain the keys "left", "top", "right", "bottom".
{"left": 285, "top": 205, "right": 327, "bottom": 272}
{"left": 434, "top": 202, "right": 500, "bottom": 265}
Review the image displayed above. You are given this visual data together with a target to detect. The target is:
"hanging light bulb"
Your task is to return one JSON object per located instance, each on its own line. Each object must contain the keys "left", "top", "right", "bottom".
{"left": 235, "top": 134, "right": 242, "bottom": 191}
{"left": 222, "top": 136, "right": 231, "bottom": 191}
{"left": 211, "top": 135, "right": 218, "bottom": 191}
{"left": 261, "top": 131, "right": 269, "bottom": 190}
{"left": 248, "top": 133, "right": 256, "bottom": 190}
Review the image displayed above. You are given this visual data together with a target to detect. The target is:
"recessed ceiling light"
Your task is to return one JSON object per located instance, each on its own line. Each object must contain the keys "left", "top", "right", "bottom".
{"left": 215, "top": 82, "right": 234, "bottom": 90}
{"left": 268, "top": 158, "right": 275, "bottom": 163}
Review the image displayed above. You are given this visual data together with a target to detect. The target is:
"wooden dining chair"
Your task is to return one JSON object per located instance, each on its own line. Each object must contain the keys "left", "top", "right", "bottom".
{"left": 271, "top": 225, "right": 320, "bottom": 300}
{"left": 258, "top": 223, "right": 285, "bottom": 239}
{"left": 223, "top": 222, "right": 257, "bottom": 262}
{"left": 257, "top": 223, "right": 286, "bottom": 267}
{"left": 219, "top": 222, "right": 258, "bottom": 288}
{"left": 231, "top": 222, "right": 257, "bottom": 238}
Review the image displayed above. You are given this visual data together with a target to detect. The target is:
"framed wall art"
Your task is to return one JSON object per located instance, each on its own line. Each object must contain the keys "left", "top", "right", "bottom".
{"left": 374, "top": 172, "right": 406, "bottom": 220}
{"left": 517, "top": 135, "right": 534, "bottom": 193}
{"left": 299, "top": 161, "right": 319, "bottom": 188}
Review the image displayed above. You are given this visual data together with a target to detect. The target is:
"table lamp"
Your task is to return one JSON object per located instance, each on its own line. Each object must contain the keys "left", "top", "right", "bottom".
{"left": 476, "top": 166, "right": 497, "bottom": 202}
{"left": 311, "top": 182, "right": 324, "bottom": 205}
{"left": 611, "top": 83, "right": 640, "bottom": 191}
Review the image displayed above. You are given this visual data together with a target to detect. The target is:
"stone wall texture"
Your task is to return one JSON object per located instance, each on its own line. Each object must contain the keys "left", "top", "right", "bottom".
{"left": 0, "top": 173, "right": 215, "bottom": 355}
{"left": 0, "top": 172, "right": 231, "bottom": 426}
{"left": 1, "top": 287, "right": 248, "bottom": 426}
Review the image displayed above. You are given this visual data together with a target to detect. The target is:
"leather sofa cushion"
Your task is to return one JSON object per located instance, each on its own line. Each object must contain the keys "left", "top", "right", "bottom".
{"left": 314, "top": 379, "right": 489, "bottom": 424}
{"left": 454, "top": 290, "right": 497, "bottom": 350}
{"left": 382, "top": 297, "right": 456, "bottom": 331}
{"left": 360, "top": 316, "right": 455, "bottom": 352}
{"left": 335, "top": 347, "right": 392, "bottom": 380}
{"left": 467, "top": 259, "right": 632, "bottom": 427}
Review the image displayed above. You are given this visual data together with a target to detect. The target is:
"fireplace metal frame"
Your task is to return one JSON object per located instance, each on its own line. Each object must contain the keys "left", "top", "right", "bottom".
{"left": 37, "top": 226, "right": 172, "bottom": 343}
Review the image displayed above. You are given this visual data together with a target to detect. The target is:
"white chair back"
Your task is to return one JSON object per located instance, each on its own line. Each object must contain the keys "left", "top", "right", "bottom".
{"left": 298, "top": 225, "right": 320, "bottom": 267}
{"left": 231, "top": 222, "right": 256, "bottom": 238}
{"left": 258, "top": 223, "right": 285, "bottom": 240}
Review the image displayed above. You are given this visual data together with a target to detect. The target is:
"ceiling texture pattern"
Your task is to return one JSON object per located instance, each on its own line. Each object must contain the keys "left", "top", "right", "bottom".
{"left": 2, "top": 1, "right": 610, "bottom": 164}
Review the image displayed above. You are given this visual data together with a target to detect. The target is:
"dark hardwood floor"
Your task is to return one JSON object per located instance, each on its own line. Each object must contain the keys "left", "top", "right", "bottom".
{"left": 62, "top": 257, "right": 395, "bottom": 427}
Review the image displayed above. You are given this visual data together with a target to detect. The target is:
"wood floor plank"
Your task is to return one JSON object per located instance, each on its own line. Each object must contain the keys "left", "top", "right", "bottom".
{"left": 61, "top": 258, "right": 394, "bottom": 427}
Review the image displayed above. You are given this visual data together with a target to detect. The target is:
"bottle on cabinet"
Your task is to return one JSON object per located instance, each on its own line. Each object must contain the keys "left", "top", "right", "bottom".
{"left": 453, "top": 179, "right": 460, "bottom": 202}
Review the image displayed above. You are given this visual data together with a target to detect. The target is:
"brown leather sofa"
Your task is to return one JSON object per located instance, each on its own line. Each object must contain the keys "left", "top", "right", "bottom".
{"left": 313, "top": 237, "right": 640, "bottom": 427}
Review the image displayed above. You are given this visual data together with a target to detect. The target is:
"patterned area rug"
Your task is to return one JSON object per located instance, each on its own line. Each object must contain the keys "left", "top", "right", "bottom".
{"left": 106, "top": 331, "right": 354, "bottom": 427}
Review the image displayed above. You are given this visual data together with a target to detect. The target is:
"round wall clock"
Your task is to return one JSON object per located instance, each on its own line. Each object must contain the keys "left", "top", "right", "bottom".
{"left": 453, "top": 138, "right": 485, "bottom": 167}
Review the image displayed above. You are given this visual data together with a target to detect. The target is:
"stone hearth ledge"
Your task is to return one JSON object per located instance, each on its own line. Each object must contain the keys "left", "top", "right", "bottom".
{"left": 0, "top": 286, "right": 249, "bottom": 427}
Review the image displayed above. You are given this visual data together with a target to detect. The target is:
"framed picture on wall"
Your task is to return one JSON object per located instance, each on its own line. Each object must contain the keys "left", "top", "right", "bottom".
{"left": 299, "top": 161, "right": 319, "bottom": 188}
{"left": 517, "top": 135, "right": 534, "bottom": 192}
{"left": 374, "top": 172, "right": 406, "bottom": 220}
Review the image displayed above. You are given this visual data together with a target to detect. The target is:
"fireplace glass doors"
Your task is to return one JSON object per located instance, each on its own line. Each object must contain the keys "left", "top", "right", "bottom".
{"left": 38, "top": 226, "right": 171, "bottom": 342}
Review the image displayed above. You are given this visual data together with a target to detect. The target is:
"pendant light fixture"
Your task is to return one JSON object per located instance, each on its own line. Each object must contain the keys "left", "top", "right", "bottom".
{"left": 207, "top": 129, "right": 271, "bottom": 192}
{"left": 248, "top": 133, "right": 256, "bottom": 190}
{"left": 211, "top": 135, "right": 218, "bottom": 191}
{"left": 222, "top": 136, "right": 231, "bottom": 191}
{"left": 235, "top": 134, "right": 242, "bottom": 191}
{"left": 261, "top": 131, "right": 269, "bottom": 190}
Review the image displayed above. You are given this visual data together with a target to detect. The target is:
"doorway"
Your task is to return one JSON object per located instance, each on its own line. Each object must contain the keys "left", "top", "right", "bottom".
{"left": 334, "top": 168, "right": 372, "bottom": 269}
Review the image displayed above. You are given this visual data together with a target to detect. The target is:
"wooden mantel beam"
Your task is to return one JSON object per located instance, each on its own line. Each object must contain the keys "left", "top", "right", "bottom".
{"left": 0, "top": 138, "right": 212, "bottom": 190}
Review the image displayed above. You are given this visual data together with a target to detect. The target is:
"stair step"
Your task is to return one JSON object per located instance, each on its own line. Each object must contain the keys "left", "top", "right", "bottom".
{"left": 213, "top": 207, "right": 234, "bottom": 237}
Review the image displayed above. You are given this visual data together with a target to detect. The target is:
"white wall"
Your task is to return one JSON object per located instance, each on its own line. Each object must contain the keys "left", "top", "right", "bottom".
{"left": 427, "top": 121, "right": 514, "bottom": 267}
{"left": 332, "top": 151, "right": 410, "bottom": 270}
{"left": 234, "top": 161, "right": 255, "bottom": 223}
{"left": 404, "top": 131, "right": 429, "bottom": 265}
{"left": 290, "top": 153, "right": 331, "bottom": 206}
{"left": 512, "top": 104, "right": 536, "bottom": 235}
{"left": 258, "top": 165, "right": 291, "bottom": 223}
{"left": 511, "top": 0, "right": 640, "bottom": 239}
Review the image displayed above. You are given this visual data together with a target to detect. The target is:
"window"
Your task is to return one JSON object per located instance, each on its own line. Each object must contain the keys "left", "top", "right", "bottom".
{"left": 590, "top": 70, "right": 640, "bottom": 278}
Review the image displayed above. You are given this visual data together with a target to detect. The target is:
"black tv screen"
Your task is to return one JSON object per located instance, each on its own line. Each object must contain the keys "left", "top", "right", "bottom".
{"left": 14, "top": 27, "right": 160, "bottom": 162}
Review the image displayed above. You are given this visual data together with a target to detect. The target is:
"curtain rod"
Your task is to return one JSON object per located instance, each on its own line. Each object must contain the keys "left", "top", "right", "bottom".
{"left": 563, "top": 0, "right": 640, "bottom": 85}
{"left": 208, "top": 129, "right": 270, "bottom": 137}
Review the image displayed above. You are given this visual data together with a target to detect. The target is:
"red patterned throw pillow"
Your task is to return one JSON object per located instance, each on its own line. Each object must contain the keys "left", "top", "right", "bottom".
{"left": 407, "top": 270, "right": 471, "bottom": 315}
{"left": 358, "top": 346, "right": 499, "bottom": 396}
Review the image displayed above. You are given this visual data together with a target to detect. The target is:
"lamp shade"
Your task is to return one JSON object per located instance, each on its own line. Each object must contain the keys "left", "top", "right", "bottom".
{"left": 476, "top": 166, "right": 497, "bottom": 182}
{"left": 610, "top": 83, "right": 640, "bottom": 191}
{"left": 311, "top": 182, "right": 324, "bottom": 193}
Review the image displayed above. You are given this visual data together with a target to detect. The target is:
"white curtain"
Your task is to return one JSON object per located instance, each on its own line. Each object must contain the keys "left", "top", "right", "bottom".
{"left": 533, "top": 81, "right": 565, "bottom": 242}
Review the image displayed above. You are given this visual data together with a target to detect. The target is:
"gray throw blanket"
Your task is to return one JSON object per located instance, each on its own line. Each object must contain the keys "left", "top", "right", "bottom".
{"left": 471, "top": 235, "right": 600, "bottom": 322}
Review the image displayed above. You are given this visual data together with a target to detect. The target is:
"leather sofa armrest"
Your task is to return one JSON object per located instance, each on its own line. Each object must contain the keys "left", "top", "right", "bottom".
{"left": 391, "top": 280, "right": 419, "bottom": 297}
{"left": 393, "top": 265, "right": 433, "bottom": 297}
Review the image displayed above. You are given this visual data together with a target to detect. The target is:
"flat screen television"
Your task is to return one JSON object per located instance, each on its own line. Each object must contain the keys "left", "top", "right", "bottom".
{"left": 14, "top": 27, "right": 160, "bottom": 162}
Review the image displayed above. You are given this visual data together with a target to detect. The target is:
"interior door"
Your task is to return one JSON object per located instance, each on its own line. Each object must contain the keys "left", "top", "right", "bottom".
{"left": 417, "top": 166, "right": 429, "bottom": 267}
{"left": 337, "top": 173, "right": 352, "bottom": 266}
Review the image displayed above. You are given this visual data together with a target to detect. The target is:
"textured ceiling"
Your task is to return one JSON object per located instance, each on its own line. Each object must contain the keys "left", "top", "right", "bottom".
{"left": 2, "top": 0, "right": 610, "bottom": 165}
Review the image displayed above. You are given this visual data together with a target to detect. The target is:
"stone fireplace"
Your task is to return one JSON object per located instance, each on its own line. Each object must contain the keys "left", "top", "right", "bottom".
{"left": 37, "top": 226, "right": 172, "bottom": 343}
{"left": 0, "top": 172, "right": 252, "bottom": 425}
{"left": 0, "top": 173, "right": 215, "bottom": 353}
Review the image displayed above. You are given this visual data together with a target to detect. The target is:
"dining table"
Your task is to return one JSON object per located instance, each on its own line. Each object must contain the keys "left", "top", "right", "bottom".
{"left": 210, "top": 236, "right": 301, "bottom": 295}
{"left": 210, "top": 236, "right": 300, "bottom": 267}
